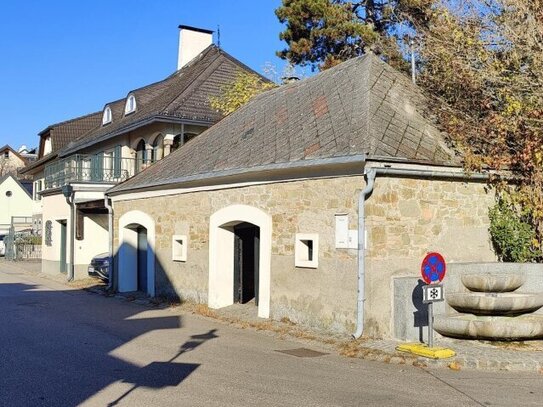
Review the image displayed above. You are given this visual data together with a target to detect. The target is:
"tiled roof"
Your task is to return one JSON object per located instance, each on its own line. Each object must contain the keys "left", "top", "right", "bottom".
{"left": 61, "top": 45, "right": 255, "bottom": 156}
{"left": 108, "top": 53, "right": 458, "bottom": 195}
{"left": 20, "top": 112, "right": 101, "bottom": 174}
{"left": 41, "top": 112, "right": 102, "bottom": 153}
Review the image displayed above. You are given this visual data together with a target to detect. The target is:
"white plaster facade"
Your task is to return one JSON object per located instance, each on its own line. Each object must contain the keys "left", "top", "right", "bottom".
{"left": 41, "top": 186, "right": 110, "bottom": 278}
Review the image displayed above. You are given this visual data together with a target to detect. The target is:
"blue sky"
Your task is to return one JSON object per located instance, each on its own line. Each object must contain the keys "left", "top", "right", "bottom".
{"left": 0, "top": 0, "right": 288, "bottom": 149}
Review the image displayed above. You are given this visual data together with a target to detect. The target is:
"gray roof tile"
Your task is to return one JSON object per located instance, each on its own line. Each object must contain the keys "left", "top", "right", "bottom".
{"left": 109, "top": 53, "right": 459, "bottom": 194}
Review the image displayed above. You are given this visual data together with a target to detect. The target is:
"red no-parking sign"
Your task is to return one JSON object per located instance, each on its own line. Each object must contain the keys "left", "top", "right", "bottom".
{"left": 421, "top": 252, "right": 446, "bottom": 284}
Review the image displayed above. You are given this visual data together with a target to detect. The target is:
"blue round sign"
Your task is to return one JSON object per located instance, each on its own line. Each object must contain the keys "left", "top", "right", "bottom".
{"left": 421, "top": 252, "right": 446, "bottom": 284}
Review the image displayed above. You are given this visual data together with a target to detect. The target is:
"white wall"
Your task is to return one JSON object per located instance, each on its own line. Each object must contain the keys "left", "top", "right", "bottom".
{"left": 41, "top": 193, "right": 71, "bottom": 264}
{"left": 0, "top": 176, "right": 33, "bottom": 231}
{"left": 74, "top": 214, "right": 108, "bottom": 267}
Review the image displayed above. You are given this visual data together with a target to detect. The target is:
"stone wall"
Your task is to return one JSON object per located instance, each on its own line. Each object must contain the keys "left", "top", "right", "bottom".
{"left": 113, "top": 173, "right": 496, "bottom": 337}
{"left": 365, "top": 177, "right": 496, "bottom": 337}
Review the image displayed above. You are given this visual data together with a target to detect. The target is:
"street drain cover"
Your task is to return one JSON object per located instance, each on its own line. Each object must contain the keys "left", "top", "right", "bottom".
{"left": 276, "top": 348, "right": 328, "bottom": 358}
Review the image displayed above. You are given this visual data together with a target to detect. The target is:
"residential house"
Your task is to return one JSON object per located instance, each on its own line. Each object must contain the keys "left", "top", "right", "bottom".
{"left": 0, "top": 174, "right": 33, "bottom": 236}
{"left": 16, "top": 145, "right": 37, "bottom": 163}
{"left": 106, "top": 53, "right": 496, "bottom": 339}
{"left": 0, "top": 145, "right": 29, "bottom": 176}
{"left": 23, "top": 25, "right": 266, "bottom": 280}
{"left": 20, "top": 112, "right": 102, "bottom": 236}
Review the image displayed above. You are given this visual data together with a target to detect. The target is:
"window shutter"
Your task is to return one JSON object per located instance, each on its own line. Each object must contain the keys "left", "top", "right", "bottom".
{"left": 91, "top": 152, "right": 104, "bottom": 181}
{"left": 113, "top": 145, "right": 122, "bottom": 178}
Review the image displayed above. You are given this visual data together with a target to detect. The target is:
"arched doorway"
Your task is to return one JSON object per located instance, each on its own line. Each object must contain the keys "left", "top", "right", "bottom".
{"left": 209, "top": 205, "right": 272, "bottom": 318}
{"left": 118, "top": 210, "right": 155, "bottom": 296}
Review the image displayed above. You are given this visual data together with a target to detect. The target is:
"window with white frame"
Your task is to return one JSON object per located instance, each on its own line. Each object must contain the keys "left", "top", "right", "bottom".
{"left": 102, "top": 106, "right": 112, "bottom": 125}
{"left": 172, "top": 235, "right": 187, "bottom": 262}
{"left": 125, "top": 94, "right": 136, "bottom": 115}
{"left": 43, "top": 136, "right": 52, "bottom": 155}
{"left": 101, "top": 151, "right": 112, "bottom": 181}
{"left": 295, "top": 233, "right": 319, "bottom": 268}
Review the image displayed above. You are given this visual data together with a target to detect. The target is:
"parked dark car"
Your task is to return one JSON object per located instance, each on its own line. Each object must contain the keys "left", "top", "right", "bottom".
{"left": 88, "top": 252, "right": 110, "bottom": 281}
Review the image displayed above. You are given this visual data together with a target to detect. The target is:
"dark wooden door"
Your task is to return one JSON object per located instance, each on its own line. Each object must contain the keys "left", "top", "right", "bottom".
{"left": 233, "top": 223, "right": 260, "bottom": 305}
{"left": 137, "top": 227, "right": 148, "bottom": 293}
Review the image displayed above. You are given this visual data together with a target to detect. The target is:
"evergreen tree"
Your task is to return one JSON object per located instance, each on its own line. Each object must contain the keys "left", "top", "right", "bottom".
{"left": 275, "top": 0, "right": 433, "bottom": 71}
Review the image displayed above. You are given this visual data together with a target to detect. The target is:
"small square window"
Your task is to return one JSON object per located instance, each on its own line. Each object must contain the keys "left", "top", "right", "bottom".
{"left": 295, "top": 233, "right": 319, "bottom": 268}
{"left": 172, "top": 235, "right": 187, "bottom": 262}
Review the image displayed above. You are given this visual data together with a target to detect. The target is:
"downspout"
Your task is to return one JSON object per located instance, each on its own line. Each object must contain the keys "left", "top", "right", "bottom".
{"left": 352, "top": 165, "right": 489, "bottom": 339}
{"left": 69, "top": 199, "right": 75, "bottom": 281}
{"left": 353, "top": 168, "right": 376, "bottom": 339}
{"left": 104, "top": 197, "right": 114, "bottom": 290}
{"left": 61, "top": 185, "right": 75, "bottom": 282}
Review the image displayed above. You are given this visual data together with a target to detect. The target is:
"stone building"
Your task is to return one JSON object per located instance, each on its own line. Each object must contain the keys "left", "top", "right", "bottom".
{"left": 107, "top": 53, "right": 496, "bottom": 339}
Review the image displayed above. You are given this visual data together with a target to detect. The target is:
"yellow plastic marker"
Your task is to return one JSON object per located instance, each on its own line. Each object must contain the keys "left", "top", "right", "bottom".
{"left": 396, "top": 343, "right": 456, "bottom": 359}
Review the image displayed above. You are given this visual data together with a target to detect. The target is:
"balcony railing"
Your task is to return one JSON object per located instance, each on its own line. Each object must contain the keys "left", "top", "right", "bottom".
{"left": 44, "top": 154, "right": 153, "bottom": 190}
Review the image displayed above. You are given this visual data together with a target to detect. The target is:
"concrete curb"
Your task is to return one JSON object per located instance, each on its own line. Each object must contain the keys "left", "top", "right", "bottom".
{"left": 360, "top": 338, "right": 543, "bottom": 374}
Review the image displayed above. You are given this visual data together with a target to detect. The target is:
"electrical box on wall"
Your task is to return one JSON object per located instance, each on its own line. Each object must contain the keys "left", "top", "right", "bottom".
{"left": 335, "top": 214, "right": 358, "bottom": 249}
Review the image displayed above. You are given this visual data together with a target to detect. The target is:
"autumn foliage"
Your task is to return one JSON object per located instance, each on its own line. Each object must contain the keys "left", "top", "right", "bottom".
{"left": 276, "top": 0, "right": 543, "bottom": 258}
{"left": 210, "top": 71, "right": 276, "bottom": 116}
{"left": 416, "top": 1, "right": 543, "bottom": 256}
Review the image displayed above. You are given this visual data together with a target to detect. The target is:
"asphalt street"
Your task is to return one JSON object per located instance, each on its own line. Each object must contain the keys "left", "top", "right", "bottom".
{"left": 0, "top": 266, "right": 542, "bottom": 407}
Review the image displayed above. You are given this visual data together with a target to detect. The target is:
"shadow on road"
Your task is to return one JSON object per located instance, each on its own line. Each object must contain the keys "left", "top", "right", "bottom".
{"left": 0, "top": 279, "right": 218, "bottom": 406}
{"left": 108, "top": 329, "right": 218, "bottom": 406}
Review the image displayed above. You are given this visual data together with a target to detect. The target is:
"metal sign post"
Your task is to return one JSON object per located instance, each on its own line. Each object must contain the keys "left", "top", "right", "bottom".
{"left": 428, "top": 302, "right": 434, "bottom": 348}
{"left": 422, "top": 284, "right": 443, "bottom": 347}
{"left": 397, "top": 253, "right": 455, "bottom": 359}
{"left": 421, "top": 252, "right": 447, "bottom": 349}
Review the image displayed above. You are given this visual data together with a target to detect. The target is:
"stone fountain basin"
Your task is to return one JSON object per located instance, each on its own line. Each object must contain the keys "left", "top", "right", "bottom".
{"left": 447, "top": 292, "right": 543, "bottom": 316}
{"left": 461, "top": 272, "right": 526, "bottom": 293}
{"left": 434, "top": 314, "right": 543, "bottom": 340}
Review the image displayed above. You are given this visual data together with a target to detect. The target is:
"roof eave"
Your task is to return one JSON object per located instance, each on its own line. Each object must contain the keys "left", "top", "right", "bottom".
{"left": 107, "top": 154, "right": 367, "bottom": 197}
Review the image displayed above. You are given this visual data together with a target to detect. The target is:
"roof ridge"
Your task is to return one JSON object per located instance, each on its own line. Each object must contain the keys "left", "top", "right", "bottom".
{"left": 161, "top": 49, "right": 226, "bottom": 113}
{"left": 167, "top": 44, "right": 218, "bottom": 78}
{"left": 38, "top": 110, "right": 102, "bottom": 135}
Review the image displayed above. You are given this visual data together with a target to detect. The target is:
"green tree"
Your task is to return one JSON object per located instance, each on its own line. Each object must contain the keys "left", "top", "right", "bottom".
{"left": 275, "top": 0, "right": 434, "bottom": 71}
{"left": 209, "top": 71, "right": 276, "bottom": 116}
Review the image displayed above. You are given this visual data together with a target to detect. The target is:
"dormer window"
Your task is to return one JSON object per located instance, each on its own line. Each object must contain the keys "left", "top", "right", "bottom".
{"left": 102, "top": 106, "right": 112, "bottom": 125}
{"left": 43, "top": 136, "right": 52, "bottom": 155}
{"left": 125, "top": 94, "right": 136, "bottom": 115}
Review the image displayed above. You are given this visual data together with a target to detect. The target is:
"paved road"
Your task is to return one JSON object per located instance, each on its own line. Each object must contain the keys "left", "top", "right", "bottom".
{"left": 0, "top": 266, "right": 542, "bottom": 407}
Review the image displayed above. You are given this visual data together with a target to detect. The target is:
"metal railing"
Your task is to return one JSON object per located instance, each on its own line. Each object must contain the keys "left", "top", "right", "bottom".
{"left": 44, "top": 154, "right": 147, "bottom": 189}
{"left": 13, "top": 243, "right": 42, "bottom": 261}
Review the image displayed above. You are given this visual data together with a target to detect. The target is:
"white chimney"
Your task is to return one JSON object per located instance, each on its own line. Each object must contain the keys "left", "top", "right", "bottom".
{"left": 177, "top": 25, "right": 214, "bottom": 70}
